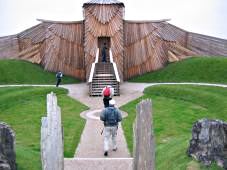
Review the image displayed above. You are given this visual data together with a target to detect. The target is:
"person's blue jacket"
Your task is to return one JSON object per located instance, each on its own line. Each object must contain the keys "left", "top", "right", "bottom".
{"left": 100, "top": 106, "right": 122, "bottom": 126}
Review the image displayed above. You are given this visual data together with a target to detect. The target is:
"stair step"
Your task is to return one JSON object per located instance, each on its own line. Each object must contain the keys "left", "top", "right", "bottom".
{"left": 91, "top": 84, "right": 119, "bottom": 87}
{"left": 96, "top": 72, "right": 113, "bottom": 73}
{"left": 91, "top": 90, "right": 120, "bottom": 92}
{"left": 89, "top": 60, "right": 120, "bottom": 96}
{"left": 93, "top": 75, "right": 115, "bottom": 77}
{"left": 91, "top": 86, "right": 119, "bottom": 89}
{"left": 91, "top": 84, "right": 119, "bottom": 86}
{"left": 95, "top": 74, "right": 114, "bottom": 77}
{"left": 93, "top": 79, "right": 115, "bottom": 81}
{"left": 92, "top": 78, "right": 116, "bottom": 80}
{"left": 90, "top": 88, "right": 119, "bottom": 91}
{"left": 92, "top": 80, "right": 116, "bottom": 82}
{"left": 93, "top": 78, "right": 116, "bottom": 80}
{"left": 91, "top": 82, "right": 119, "bottom": 85}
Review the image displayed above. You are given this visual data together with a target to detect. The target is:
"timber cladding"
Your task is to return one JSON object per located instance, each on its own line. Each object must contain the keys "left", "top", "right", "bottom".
{"left": 187, "top": 32, "right": 227, "bottom": 56}
{"left": 83, "top": 4, "right": 124, "bottom": 81}
{"left": 123, "top": 21, "right": 189, "bottom": 80}
{"left": 0, "top": 22, "right": 86, "bottom": 80}
{"left": 0, "top": 35, "right": 19, "bottom": 59}
{"left": 41, "top": 21, "right": 85, "bottom": 80}
{"left": 0, "top": 0, "right": 227, "bottom": 81}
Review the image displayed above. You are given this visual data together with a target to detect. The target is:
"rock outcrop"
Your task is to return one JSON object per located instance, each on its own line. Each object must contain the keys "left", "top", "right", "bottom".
{"left": 0, "top": 122, "right": 16, "bottom": 170}
{"left": 188, "top": 118, "right": 227, "bottom": 169}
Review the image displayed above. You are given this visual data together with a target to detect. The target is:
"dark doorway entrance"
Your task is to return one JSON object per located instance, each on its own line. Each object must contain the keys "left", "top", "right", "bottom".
{"left": 98, "top": 37, "right": 110, "bottom": 49}
{"left": 98, "top": 37, "right": 111, "bottom": 62}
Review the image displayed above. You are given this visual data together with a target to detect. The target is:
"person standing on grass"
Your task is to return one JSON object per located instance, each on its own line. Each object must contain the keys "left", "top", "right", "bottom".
{"left": 102, "top": 85, "right": 114, "bottom": 108}
{"left": 56, "top": 71, "right": 63, "bottom": 87}
{"left": 100, "top": 99, "right": 122, "bottom": 156}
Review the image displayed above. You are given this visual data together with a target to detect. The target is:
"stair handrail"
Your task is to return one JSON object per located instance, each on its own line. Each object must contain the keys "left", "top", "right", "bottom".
{"left": 88, "top": 48, "right": 99, "bottom": 83}
{"left": 109, "top": 49, "right": 120, "bottom": 82}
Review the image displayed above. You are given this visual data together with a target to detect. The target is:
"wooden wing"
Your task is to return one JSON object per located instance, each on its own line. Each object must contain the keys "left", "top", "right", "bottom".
{"left": 40, "top": 21, "right": 85, "bottom": 80}
{"left": 0, "top": 20, "right": 85, "bottom": 80}
{"left": 123, "top": 20, "right": 197, "bottom": 79}
{"left": 0, "top": 23, "right": 48, "bottom": 62}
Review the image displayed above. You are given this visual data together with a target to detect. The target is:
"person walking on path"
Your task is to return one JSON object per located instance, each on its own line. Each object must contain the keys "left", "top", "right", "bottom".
{"left": 102, "top": 85, "right": 114, "bottom": 108}
{"left": 101, "top": 43, "right": 108, "bottom": 62}
{"left": 56, "top": 71, "right": 63, "bottom": 87}
{"left": 100, "top": 99, "right": 122, "bottom": 156}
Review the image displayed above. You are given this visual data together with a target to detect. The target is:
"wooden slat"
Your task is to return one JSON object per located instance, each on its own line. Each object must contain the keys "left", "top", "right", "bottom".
{"left": 41, "top": 26, "right": 85, "bottom": 80}
{"left": 84, "top": 4, "right": 124, "bottom": 81}
{"left": 1, "top": 2, "right": 227, "bottom": 83}
{"left": 187, "top": 32, "right": 227, "bottom": 56}
{"left": 124, "top": 21, "right": 175, "bottom": 79}
{"left": 83, "top": 0, "right": 124, "bottom": 6}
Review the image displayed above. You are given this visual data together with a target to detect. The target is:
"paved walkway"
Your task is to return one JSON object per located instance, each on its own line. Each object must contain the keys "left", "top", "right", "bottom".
{"left": 64, "top": 83, "right": 152, "bottom": 156}
{"left": 61, "top": 82, "right": 151, "bottom": 169}
{"left": 1, "top": 82, "right": 227, "bottom": 170}
{"left": 62, "top": 82, "right": 227, "bottom": 170}
{"left": 61, "top": 82, "right": 152, "bottom": 109}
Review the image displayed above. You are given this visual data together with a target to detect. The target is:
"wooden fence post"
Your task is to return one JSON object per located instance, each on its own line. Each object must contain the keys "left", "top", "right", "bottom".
{"left": 41, "top": 92, "right": 64, "bottom": 170}
{"left": 133, "top": 99, "right": 155, "bottom": 170}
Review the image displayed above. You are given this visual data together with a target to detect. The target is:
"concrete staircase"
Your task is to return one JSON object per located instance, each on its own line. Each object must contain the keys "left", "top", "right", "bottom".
{"left": 89, "top": 49, "right": 120, "bottom": 96}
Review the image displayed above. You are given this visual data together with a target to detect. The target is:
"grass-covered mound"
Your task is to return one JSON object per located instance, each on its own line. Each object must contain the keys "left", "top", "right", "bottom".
{"left": 121, "top": 85, "right": 227, "bottom": 170}
{"left": 0, "top": 87, "right": 88, "bottom": 170}
{"left": 0, "top": 59, "right": 80, "bottom": 84}
{"left": 129, "top": 57, "right": 227, "bottom": 84}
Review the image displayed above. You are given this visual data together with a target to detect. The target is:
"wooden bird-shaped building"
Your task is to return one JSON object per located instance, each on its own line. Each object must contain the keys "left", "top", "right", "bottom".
{"left": 0, "top": 0, "right": 227, "bottom": 95}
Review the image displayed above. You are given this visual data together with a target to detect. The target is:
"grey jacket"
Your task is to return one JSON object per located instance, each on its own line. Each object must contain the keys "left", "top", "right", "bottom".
{"left": 100, "top": 106, "right": 122, "bottom": 126}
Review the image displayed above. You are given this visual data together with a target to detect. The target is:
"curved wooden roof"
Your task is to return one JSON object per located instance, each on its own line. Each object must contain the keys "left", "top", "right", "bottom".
{"left": 83, "top": 0, "right": 124, "bottom": 7}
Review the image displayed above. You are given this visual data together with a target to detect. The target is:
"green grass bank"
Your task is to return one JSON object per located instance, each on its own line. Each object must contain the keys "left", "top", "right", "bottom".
{"left": 0, "top": 59, "right": 79, "bottom": 84}
{"left": 121, "top": 85, "right": 227, "bottom": 170}
{"left": 0, "top": 87, "right": 88, "bottom": 170}
{"left": 129, "top": 57, "right": 227, "bottom": 84}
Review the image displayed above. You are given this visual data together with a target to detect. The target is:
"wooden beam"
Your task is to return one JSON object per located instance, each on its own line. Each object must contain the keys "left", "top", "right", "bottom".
{"left": 168, "top": 50, "right": 179, "bottom": 62}
{"left": 37, "top": 19, "right": 84, "bottom": 24}
{"left": 124, "top": 19, "right": 171, "bottom": 23}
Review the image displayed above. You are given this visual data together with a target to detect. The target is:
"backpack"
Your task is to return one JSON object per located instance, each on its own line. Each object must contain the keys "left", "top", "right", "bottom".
{"left": 103, "top": 87, "right": 110, "bottom": 97}
{"left": 106, "top": 108, "right": 118, "bottom": 126}
{"left": 56, "top": 72, "right": 62, "bottom": 78}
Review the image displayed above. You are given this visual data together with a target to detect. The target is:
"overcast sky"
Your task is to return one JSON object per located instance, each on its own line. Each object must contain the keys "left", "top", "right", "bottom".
{"left": 0, "top": 0, "right": 227, "bottom": 39}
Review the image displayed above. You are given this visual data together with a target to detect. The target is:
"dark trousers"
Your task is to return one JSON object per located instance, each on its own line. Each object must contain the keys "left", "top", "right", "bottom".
{"left": 56, "top": 78, "right": 61, "bottom": 87}
{"left": 102, "top": 52, "right": 106, "bottom": 62}
{"left": 103, "top": 96, "right": 112, "bottom": 108}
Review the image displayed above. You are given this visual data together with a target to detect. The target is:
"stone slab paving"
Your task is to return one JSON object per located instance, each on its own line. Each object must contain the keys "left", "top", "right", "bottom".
{"left": 64, "top": 158, "right": 133, "bottom": 170}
